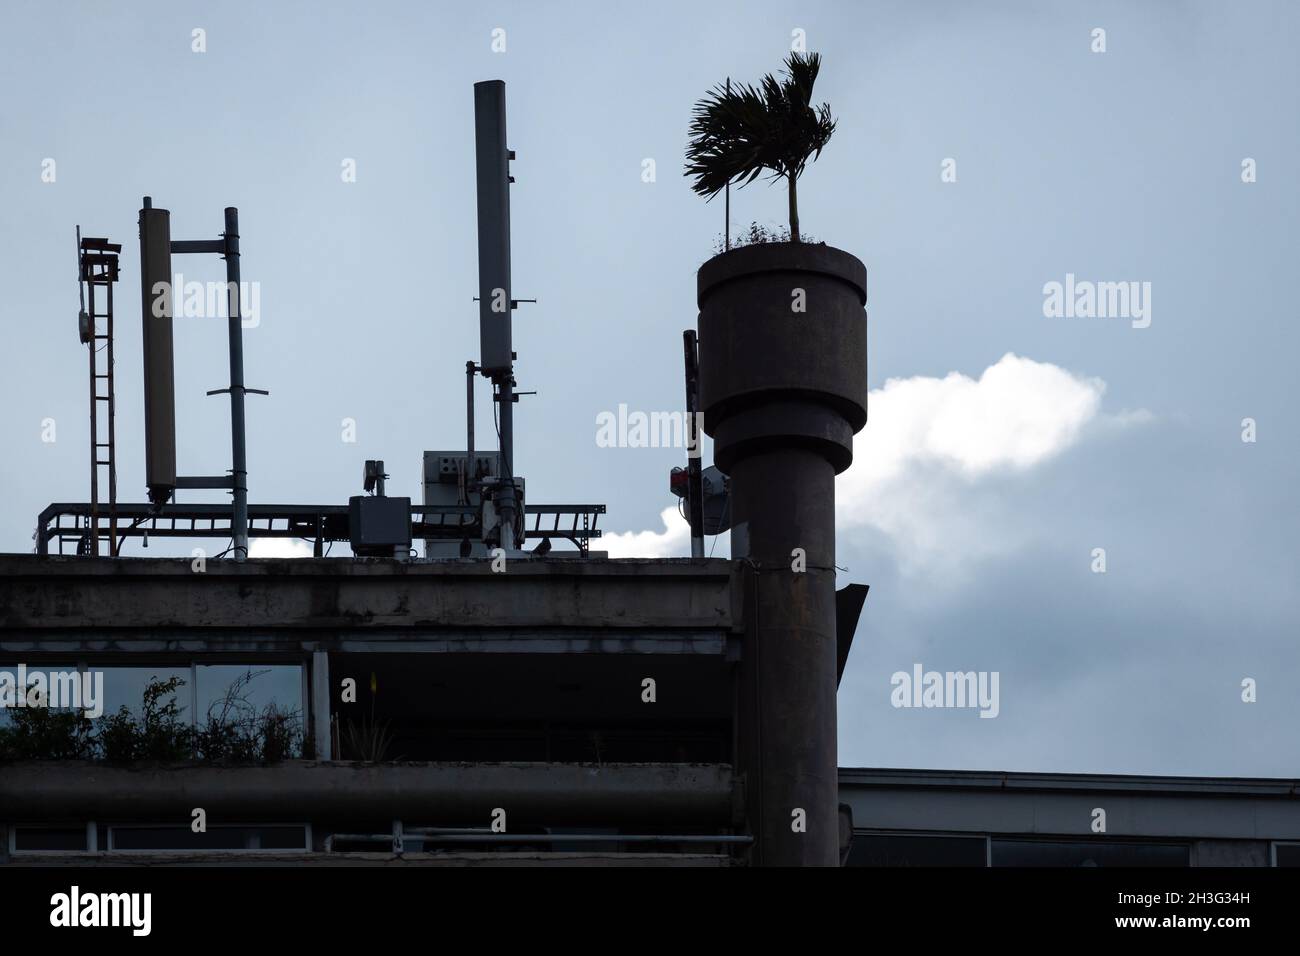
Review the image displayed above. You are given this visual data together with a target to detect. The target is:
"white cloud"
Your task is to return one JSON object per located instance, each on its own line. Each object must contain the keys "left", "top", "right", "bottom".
{"left": 604, "top": 354, "right": 1147, "bottom": 570}
{"left": 602, "top": 506, "right": 693, "bottom": 558}
{"left": 839, "top": 352, "right": 1145, "bottom": 576}
{"left": 248, "top": 537, "right": 315, "bottom": 558}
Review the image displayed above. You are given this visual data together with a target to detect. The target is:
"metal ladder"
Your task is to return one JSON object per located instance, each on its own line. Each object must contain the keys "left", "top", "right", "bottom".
{"left": 77, "top": 230, "right": 122, "bottom": 556}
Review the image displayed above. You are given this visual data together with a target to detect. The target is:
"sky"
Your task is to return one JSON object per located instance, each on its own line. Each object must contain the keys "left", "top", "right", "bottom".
{"left": 1, "top": 1, "right": 1297, "bottom": 777}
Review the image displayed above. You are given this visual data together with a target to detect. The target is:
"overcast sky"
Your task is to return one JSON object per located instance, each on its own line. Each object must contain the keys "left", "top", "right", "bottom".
{"left": 1, "top": 1, "right": 1296, "bottom": 778}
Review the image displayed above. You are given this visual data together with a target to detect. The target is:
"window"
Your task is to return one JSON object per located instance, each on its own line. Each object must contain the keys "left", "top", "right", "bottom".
{"left": 100, "top": 666, "right": 189, "bottom": 719}
{"left": 0, "top": 664, "right": 92, "bottom": 726}
{"left": 847, "top": 833, "right": 988, "bottom": 867}
{"left": 991, "top": 838, "right": 1190, "bottom": 867}
{"left": 108, "top": 825, "right": 310, "bottom": 852}
{"left": 1274, "top": 843, "right": 1300, "bottom": 867}
{"left": 10, "top": 826, "right": 88, "bottom": 853}
{"left": 195, "top": 665, "right": 302, "bottom": 725}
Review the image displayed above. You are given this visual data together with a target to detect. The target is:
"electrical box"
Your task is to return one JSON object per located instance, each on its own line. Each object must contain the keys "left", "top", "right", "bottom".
{"left": 421, "top": 450, "right": 529, "bottom": 558}
{"left": 348, "top": 495, "right": 412, "bottom": 556}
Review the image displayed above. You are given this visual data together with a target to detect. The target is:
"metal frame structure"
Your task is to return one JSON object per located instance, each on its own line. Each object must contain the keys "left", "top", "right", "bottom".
{"left": 138, "top": 198, "right": 265, "bottom": 561}
{"left": 36, "top": 502, "right": 604, "bottom": 557}
{"left": 77, "top": 233, "right": 122, "bottom": 556}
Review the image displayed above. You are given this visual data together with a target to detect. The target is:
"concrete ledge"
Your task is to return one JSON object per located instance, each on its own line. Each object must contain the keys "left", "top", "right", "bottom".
{"left": 839, "top": 768, "right": 1300, "bottom": 840}
{"left": 7, "top": 851, "right": 735, "bottom": 867}
{"left": 0, "top": 760, "right": 740, "bottom": 825}
{"left": 0, "top": 556, "right": 740, "bottom": 632}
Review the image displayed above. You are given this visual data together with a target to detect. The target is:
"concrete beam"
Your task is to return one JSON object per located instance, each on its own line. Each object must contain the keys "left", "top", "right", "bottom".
{"left": 0, "top": 628, "right": 731, "bottom": 657}
{"left": 0, "top": 556, "right": 738, "bottom": 634}
{"left": 9, "top": 851, "right": 734, "bottom": 867}
{"left": 839, "top": 780, "right": 1300, "bottom": 841}
{"left": 0, "top": 761, "right": 740, "bottom": 825}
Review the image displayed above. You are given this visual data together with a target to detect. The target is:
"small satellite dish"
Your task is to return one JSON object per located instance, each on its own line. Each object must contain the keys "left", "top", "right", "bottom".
{"left": 671, "top": 464, "right": 731, "bottom": 535}
{"left": 78, "top": 309, "right": 91, "bottom": 345}
{"left": 700, "top": 465, "right": 731, "bottom": 535}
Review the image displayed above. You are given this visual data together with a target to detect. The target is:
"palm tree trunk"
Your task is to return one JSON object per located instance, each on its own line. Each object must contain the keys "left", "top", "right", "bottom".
{"left": 788, "top": 173, "right": 801, "bottom": 242}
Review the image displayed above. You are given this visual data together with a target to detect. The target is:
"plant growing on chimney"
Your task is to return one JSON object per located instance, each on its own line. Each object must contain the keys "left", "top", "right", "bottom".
{"left": 685, "top": 52, "right": 837, "bottom": 244}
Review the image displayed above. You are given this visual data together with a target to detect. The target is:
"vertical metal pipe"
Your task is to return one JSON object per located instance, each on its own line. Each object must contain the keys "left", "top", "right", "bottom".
{"left": 223, "top": 207, "right": 249, "bottom": 561}
{"left": 84, "top": 238, "right": 99, "bottom": 556}
{"left": 724, "top": 78, "right": 731, "bottom": 253}
{"left": 466, "top": 361, "right": 476, "bottom": 503}
{"left": 105, "top": 260, "right": 119, "bottom": 556}
{"left": 683, "top": 330, "right": 705, "bottom": 558}
{"left": 496, "top": 377, "right": 518, "bottom": 548}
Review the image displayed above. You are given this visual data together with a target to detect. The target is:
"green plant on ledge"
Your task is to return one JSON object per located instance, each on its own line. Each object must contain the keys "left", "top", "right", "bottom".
{"left": 712, "top": 221, "right": 820, "bottom": 256}
{"left": 0, "top": 706, "right": 95, "bottom": 760}
{"left": 97, "top": 675, "right": 192, "bottom": 763}
{"left": 0, "top": 672, "right": 302, "bottom": 765}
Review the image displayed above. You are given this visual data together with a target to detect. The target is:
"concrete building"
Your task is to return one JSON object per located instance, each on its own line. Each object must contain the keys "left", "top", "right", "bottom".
{"left": 4, "top": 79, "right": 1293, "bottom": 870}
{"left": 2, "top": 555, "right": 1297, "bottom": 866}
{"left": 840, "top": 768, "right": 1300, "bottom": 867}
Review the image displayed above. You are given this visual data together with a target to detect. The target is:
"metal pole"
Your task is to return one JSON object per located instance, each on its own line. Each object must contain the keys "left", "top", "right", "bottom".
{"left": 106, "top": 254, "right": 118, "bottom": 556}
{"left": 223, "top": 207, "right": 249, "bottom": 561}
{"left": 683, "top": 330, "right": 705, "bottom": 558}
{"left": 81, "top": 229, "right": 98, "bottom": 556}
{"left": 465, "top": 361, "right": 476, "bottom": 504}
{"left": 724, "top": 78, "right": 731, "bottom": 252}
{"left": 497, "top": 374, "right": 515, "bottom": 523}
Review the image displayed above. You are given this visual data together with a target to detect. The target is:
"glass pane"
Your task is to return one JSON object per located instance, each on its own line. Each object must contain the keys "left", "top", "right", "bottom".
{"left": 0, "top": 665, "right": 93, "bottom": 725}
{"left": 991, "top": 839, "right": 1189, "bottom": 867}
{"left": 194, "top": 665, "right": 304, "bottom": 759}
{"left": 14, "top": 827, "right": 87, "bottom": 852}
{"left": 847, "top": 833, "right": 987, "bottom": 867}
{"left": 1277, "top": 844, "right": 1300, "bottom": 867}
{"left": 0, "top": 664, "right": 15, "bottom": 727}
{"left": 195, "top": 665, "right": 302, "bottom": 721}
{"left": 100, "top": 666, "right": 189, "bottom": 720}
{"left": 111, "top": 825, "right": 307, "bottom": 851}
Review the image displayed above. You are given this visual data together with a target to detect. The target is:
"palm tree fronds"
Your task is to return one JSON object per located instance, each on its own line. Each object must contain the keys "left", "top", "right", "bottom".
{"left": 684, "top": 52, "right": 837, "bottom": 239}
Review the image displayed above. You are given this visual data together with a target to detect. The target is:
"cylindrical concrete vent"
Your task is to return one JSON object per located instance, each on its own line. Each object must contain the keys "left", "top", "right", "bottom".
{"left": 698, "top": 242, "right": 866, "bottom": 475}
{"left": 696, "top": 241, "right": 867, "bottom": 867}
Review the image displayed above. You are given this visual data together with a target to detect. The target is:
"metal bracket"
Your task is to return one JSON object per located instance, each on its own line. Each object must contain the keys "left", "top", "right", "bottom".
{"left": 206, "top": 386, "right": 269, "bottom": 397}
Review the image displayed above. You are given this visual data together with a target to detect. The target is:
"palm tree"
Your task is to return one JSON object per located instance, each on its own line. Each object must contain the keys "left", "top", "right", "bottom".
{"left": 685, "top": 52, "right": 837, "bottom": 244}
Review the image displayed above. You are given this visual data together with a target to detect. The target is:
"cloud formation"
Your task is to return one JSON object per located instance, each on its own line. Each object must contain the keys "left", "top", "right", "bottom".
{"left": 248, "top": 538, "right": 315, "bottom": 559}
{"left": 606, "top": 354, "right": 1148, "bottom": 571}
{"left": 602, "top": 506, "right": 694, "bottom": 558}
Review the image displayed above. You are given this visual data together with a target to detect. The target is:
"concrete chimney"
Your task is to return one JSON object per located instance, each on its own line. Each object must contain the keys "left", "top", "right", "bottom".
{"left": 697, "top": 241, "right": 867, "bottom": 865}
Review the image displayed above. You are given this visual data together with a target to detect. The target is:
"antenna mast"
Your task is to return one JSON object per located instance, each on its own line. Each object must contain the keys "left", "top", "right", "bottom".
{"left": 473, "top": 80, "right": 521, "bottom": 548}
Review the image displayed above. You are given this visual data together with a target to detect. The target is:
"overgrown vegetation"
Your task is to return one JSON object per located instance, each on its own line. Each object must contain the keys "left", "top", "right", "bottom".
{"left": 712, "top": 221, "right": 820, "bottom": 255}
{"left": 0, "top": 671, "right": 302, "bottom": 765}
{"left": 338, "top": 671, "right": 394, "bottom": 762}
